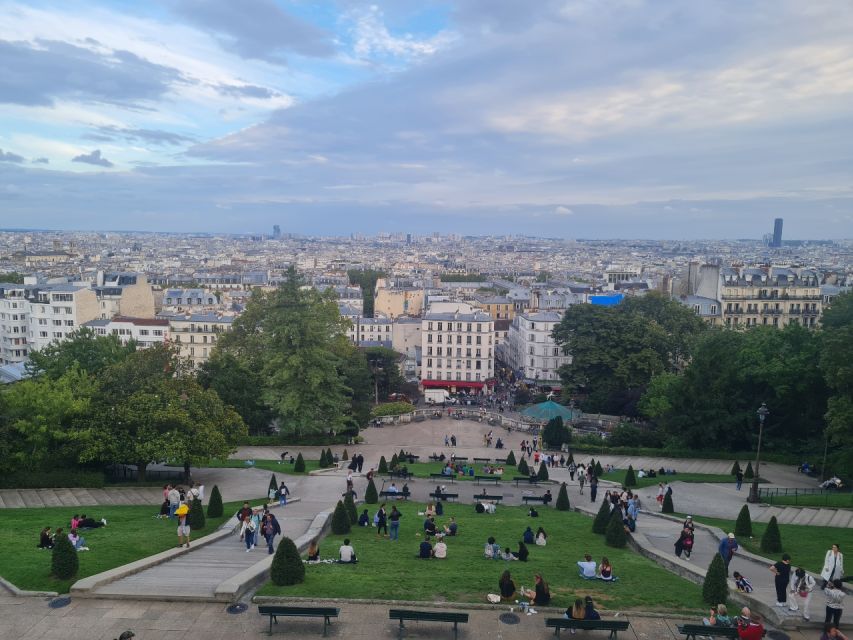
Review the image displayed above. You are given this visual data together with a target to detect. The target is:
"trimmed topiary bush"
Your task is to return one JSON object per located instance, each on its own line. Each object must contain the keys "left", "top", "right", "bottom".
{"left": 605, "top": 510, "right": 628, "bottom": 548}
{"left": 761, "top": 515, "right": 782, "bottom": 553}
{"left": 378, "top": 456, "right": 388, "bottom": 474}
{"left": 294, "top": 453, "right": 306, "bottom": 472}
{"left": 506, "top": 450, "right": 516, "bottom": 466}
{"left": 735, "top": 504, "right": 753, "bottom": 538}
{"left": 364, "top": 478, "right": 378, "bottom": 504}
{"left": 518, "top": 458, "right": 530, "bottom": 475}
{"left": 744, "top": 461, "right": 754, "bottom": 479}
{"left": 662, "top": 491, "right": 674, "bottom": 514}
{"left": 594, "top": 460, "right": 603, "bottom": 477}
{"left": 537, "top": 463, "right": 549, "bottom": 481}
{"left": 319, "top": 449, "right": 328, "bottom": 468}
{"left": 344, "top": 491, "right": 358, "bottom": 524}
{"left": 567, "top": 452, "right": 575, "bottom": 464}
{"left": 555, "top": 483, "right": 571, "bottom": 511}
{"left": 390, "top": 453, "right": 399, "bottom": 470}
{"left": 731, "top": 461, "right": 741, "bottom": 476}
{"left": 51, "top": 535, "right": 79, "bottom": 579}
{"left": 326, "top": 448, "right": 334, "bottom": 467}
{"left": 207, "top": 484, "right": 223, "bottom": 518}
{"left": 187, "top": 497, "right": 205, "bottom": 531}
{"left": 702, "top": 552, "right": 729, "bottom": 605}
{"left": 592, "top": 498, "right": 612, "bottom": 534}
{"left": 331, "top": 500, "right": 351, "bottom": 534}
{"left": 270, "top": 536, "right": 305, "bottom": 586}
{"left": 624, "top": 465, "right": 637, "bottom": 487}
{"left": 342, "top": 449, "right": 349, "bottom": 461}
{"left": 268, "top": 473, "right": 278, "bottom": 497}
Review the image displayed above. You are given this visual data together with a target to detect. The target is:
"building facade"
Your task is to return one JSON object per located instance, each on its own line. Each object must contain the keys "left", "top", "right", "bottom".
{"left": 160, "top": 312, "right": 235, "bottom": 368}
{"left": 503, "top": 312, "right": 571, "bottom": 386}
{"left": 420, "top": 309, "right": 495, "bottom": 392}
{"left": 83, "top": 317, "right": 169, "bottom": 348}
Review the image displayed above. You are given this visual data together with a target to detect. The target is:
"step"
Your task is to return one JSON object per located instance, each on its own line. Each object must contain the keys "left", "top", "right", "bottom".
{"left": 72, "top": 489, "right": 97, "bottom": 506}
{"left": 85, "top": 489, "right": 116, "bottom": 505}
{"left": 36, "top": 489, "right": 64, "bottom": 507}
{"left": 0, "top": 490, "right": 26, "bottom": 508}
{"left": 828, "top": 510, "right": 853, "bottom": 528}
{"left": 807, "top": 509, "right": 836, "bottom": 527}
{"left": 774, "top": 508, "right": 802, "bottom": 525}
{"left": 54, "top": 488, "right": 81, "bottom": 507}
{"left": 19, "top": 490, "right": 45, "bottom": 508}
{"left": 755, "top": 506, "right": 784, "bottom": 523}
{"left": 791, "top": 508, "right": 819, "bottom": 526}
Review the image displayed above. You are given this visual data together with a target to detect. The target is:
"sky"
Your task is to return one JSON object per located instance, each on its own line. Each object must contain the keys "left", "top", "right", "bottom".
{"left": 1, "top": 0, "right": 853, "bottom": 239}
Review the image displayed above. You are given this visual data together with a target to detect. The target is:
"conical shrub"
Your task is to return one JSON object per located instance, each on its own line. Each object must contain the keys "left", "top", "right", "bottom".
{"left": 592, "top": 498, "right": 612, "bottom": 534}
{"left": 624, "top": 465, "right": 637, "bottom": 487}
{"left": 702, "top": 552, "right": 729, "bottom": 605}
{"left": 731, "top": 461, "right": 741, "bottom": 476}
{"left": 506, "top": 450, "right": 516, "bottom": 466}
{"left": 378, "top": 456, "right": 388, "bottom": 474}
{"left": 518, "top": 458, "right": 530, "bottom": 475}
{"left": 331, "top": 500, "right": 351, "bottom": 534}
{"left": 294, "top": 452, "right": 306, "bottom": 472}
{"left": 187, "top": 497, "right": 205, "bottom": 531}
{"left": 207, "top": 485, "right": 223, "bottom": 517}
{"left": 761, "top": 515, "right": 782, "bottom": 553}
{"left": 326, "top": 448, "right": 334, "bottom": 467}
{"left": 744, "top": 461, "right": 754, "bottom": 479}
{"left": 344, "top": 491, "right": 358, "bottom": 524}
{"left": 567, "top": 452, "right": 574, "bottom": 464}
{"left": 662, "top": 491, "right": 674, "bottom": 514}
{"left": 51, "top": 535, "right": 79, "bottom": 579}
{"left": 605, "top": 510, "right": 627, "bottom": 548}
{"left": 594, "top": 460, "right": 603, "bottom": 477}
{"left": 537, "top": 463, "right": 549, "bottom": 481}
{"left": 390, "top": 453, "right": 399, "bottom": 470}
{"left": 399, "top": 448, "right": 407, "bottom": 461}
{"left": 270, "top": 536, "right": 305, "bottom": 586}
{"left": 734, "top": 504, "right": 753, "bottom": 538}
{"left": 319, "top": 449, "right": 328, "bottom": 467}
{"left": 268, "top": 473, "right": 278, "bottom": 497}
{"left": 364, "top": 478, "right": 378, "bottom": 504}
{"left": 342, "top": 449, "right": 349, "bottom": 461}
{"left": 555, "top": 482, "right": 570, "bottom": 511}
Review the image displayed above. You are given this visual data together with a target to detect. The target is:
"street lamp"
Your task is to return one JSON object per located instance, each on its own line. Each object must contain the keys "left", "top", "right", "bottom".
{"left": 371, "top": 363, "right": 383, "bottom": 405}
{"left": 748, "top": 402, "right": 769, "bottom": 503}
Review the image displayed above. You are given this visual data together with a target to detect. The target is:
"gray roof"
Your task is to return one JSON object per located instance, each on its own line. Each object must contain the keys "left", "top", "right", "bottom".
{"left": 425, "top": 311, "right": 493, "bottom": 322}
{"left": 519, "top": 311, "right": 563, "bottom": 322}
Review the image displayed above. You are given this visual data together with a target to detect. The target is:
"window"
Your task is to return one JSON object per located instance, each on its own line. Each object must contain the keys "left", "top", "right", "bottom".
{"left": 427, "top": 358, "right": 433, "bottom": 367}
{"left": 437, "top": 322, "right": 443, "bottom": 331}
{"left": 456, "top": 335, "right": 462, "bottom": 344}
{"left": 437, "top": 347, "right": 443, "bottom": 355}
{"left": 466, "top": 348, "right": 471, "bottom": 357}
{"left": 467, "top": 323, "right": 472, "bottom": 331}
{"left": 427, "top": 347, "right": 433, "bottom": 356}
{"left": 457, "top": 323, "right": 462, "bottom": 331}
{"left": 456, "top": 348, "right": 462, "bottom": 356}
{"left": 428, "top": 322, "right": 433, "bottom": 330}
{"left": 456, "top": 360, "right": 462, "bottom": 369}
{"left": 65, "top": 320, "right": 74, "bottom": 327}
{"left": 476, "top": 336, "right": 481, "bottom": 345}
{"left": 466, "top": 360, "right": 471, "bottom": 369}
{"left": 477, "top": 324, "right": 481, "bottom": 332}
{"left": 428, "top": 334, "right": 433, "bottom": 343}
{"left": 466, "top": 336, "right": 472, "bottom": 344}
{"left": 476, "top": 349, "right": 481, "bottom": 357}
{"left": 476, "top": 360, "right": 481, "bottom": 369}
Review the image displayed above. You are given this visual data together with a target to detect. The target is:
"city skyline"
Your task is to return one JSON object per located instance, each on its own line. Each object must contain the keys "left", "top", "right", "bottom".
{"left": 2, "top": 1, "right": 853, "bottom": 237}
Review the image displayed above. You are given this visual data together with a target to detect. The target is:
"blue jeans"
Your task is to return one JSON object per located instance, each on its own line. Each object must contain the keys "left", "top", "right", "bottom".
{"left": 72, "top": 536, "right": 86, "bottom": 550}
{"left": 736, "top": 480, "right": 742, "bottom": 490}
{"left": 279, "top": 494, "right": 287, "bottom": 506}
{"left": 265, "top": 533, "right": 275, "bottom": 554}
{"left": 390, "top": 521, "right": 399, "bottom": 540}
{"left": 245, "top": 530, "right": 254, "bottom": 550}
{"left": 168, "top": 503, "right": 178, "bottom": 518}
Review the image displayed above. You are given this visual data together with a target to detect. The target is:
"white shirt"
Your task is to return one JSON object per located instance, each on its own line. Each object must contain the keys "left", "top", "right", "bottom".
{"left": 339, "top": 545, "right": 355, "bottom": 562}
{"left": 578, "top": 560, "right": 597, "bottom": 577}
{"left": 536, "top": 534, "right": 547, "bottom": 546}
{"left": 433, "top": 542, "right": 447, "bottom": 559}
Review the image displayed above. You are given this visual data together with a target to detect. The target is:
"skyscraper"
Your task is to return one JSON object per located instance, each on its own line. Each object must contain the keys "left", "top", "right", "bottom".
{"left": 772, "top": 218, "right": 783, "bottom": 247}
{"left": 272, "top": 224, "right": 281, "bottom": 238}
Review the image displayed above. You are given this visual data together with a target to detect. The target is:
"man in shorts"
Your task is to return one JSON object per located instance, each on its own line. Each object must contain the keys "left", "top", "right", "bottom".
{"left": 177, "top": 506, "right": 190, "bottom": 548}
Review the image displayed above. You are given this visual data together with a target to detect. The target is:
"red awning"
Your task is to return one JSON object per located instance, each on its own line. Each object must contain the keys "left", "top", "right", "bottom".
{"left": 421, "top": 379, "right": 486, "bottom": 389}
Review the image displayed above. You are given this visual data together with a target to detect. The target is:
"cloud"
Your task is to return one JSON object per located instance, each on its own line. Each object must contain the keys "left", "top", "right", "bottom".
{"left": 90, "top": 125, "right": 196, "bottom": 146}
{"left": 0, "top": 39, "right": 182, "bottom": 107}
{"left": 32, "top": 157, "right": 50, "bottom": 164}
{"left": 347, "top": 6, "right": 455, "bottom": 62}
{"left": 554, "top": 206, "right": 573, "bottom": 215}
{"left": 71, "top": 149, "right": 114, "bottom": 168}
{"left": 171, "top": 0, "right": 334, "bottom": 64}
{"left": 0, "top": 149, "right": 25, "bottom": 163}
{"left": 215, "top": 83, "right": 277, "bottom": 99}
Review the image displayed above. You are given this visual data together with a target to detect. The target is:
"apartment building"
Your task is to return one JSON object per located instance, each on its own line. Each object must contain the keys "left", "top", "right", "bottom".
{"left": 420, "top": 308, "right": 495, "bottom": 392}
{"left": 159, "top": 312, "right": 235, "bottom": 368}
{"left": 719, "top": 267, "right": 822, "bottom": 328}
{"left": 473, "top": 295, "right": 515, "bottom": 320}
{"left": 0, "top": 283, "right": 31, "bottom": 364}
{"left": 357, "top": 316, "right": 392, "bottom": 347}
{"left": 162, "top": 288, "right": 219, "bottom": 309}
{"left": 503, "top": 311, "right": 572, "bottom": 386}
{"left": 83, "top": 317, "right": 169, "bottom": 348}
{"left": 27, "top": 284, "right": 100, "bottom": 354}
{"left": 93, "top": 272, "right": 156, "bottom": 319}
{"left": 374, "top": 282, "right": 424, "bottom": 318}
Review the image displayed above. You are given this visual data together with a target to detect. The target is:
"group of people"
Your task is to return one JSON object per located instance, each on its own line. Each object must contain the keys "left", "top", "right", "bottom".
{"left": 576, "top": 553, "right": 616, "bottom": 581}
{"left": 158, "top": 483, "right": 201, "bottom": 519}
{"left": 38, "top": 512, "right": 108, "bottom": 552}
{"left": 601, "top": 488, "right": 640, "bottom": 533}
{"left": 235, "top": 501, "right": 282, "bottom": 554}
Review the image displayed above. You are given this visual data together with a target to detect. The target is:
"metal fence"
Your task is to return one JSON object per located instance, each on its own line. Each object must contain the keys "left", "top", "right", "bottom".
{"left": 758, "top": 486, "right": 853, "bottom": 507}
{"left": 105, "top": 465, "right": 184, "bottom": 483}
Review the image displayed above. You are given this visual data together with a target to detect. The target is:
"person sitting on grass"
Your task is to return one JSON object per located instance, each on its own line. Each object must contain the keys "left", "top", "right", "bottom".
{"left": 499, "top": 570, "right": 516, "bottom": 600}
{"left": 522, "top": 526, "right": 535, "bottom": 545}
{"left": 425, "top": 502, "right": 436, "bottom": 517}
{"left": 338, "top": 538, "right": 357, "bottom": 564}
{"left": 599, "top": 557, "right": 614, "bottom": 581}
{"left": 307, "top": 539, "right": 320, "bottom": 561}
{"left": 703, "top": 603, "right": 733, "bottom": 627}
{"left": 528, "top": 507, "right": 539, "bottom": 518}
{"left": 424, "top": 517, "right": 438, "bottom": 537}
{"left": 358, "top": 509, "right": 370, "bottom": 527}
{"left": 484, "top": 537, "right": 500, "bottom": 559}
{"left": 444, "top": 517, "right": 458, "bottom": 537}
{"left": 521, "top": 574, "right": 551, "bottom": 608}
{"left": 513, "top": 541, "right": 530, "bottom": 562}
{"left": 535, "top": 527, "right": 547, "bottom": 546}
{"left": 68, "top": 528, "right": 89, "bottom": 551}
{"left": 79, "top": 514, "right": 106, "bottom": 529}
{"left": 584, "top": 596, "right": 601, "bottom": 620}
{"left": 733, "top": 571, "right": 754, "bottom": 593}
{"left": 71, "top": 514, "right": 80, "bottom": 529}
{"left": 543, "top": 490, "right": 552, "bottom": 506}
{"left": 564, "top": 597, "right": 586, "bottom": 624}
{"left": 578, "top": 554, "right": 597, "bottom": 578}
{"left": 433, "top": 538, "right": 447, "bottom": 559}
{"left": 419, "top": 537, "right": 433, "bottom": 559}
{"left": 501, "top": 546, "right": 515, "bottom": 561}
{"left": 38, "top": 527, "right": 55, "bottom": 549}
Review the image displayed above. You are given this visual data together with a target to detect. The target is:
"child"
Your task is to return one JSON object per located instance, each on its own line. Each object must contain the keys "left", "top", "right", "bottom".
{"left": 733, "top": 571, "right": 754, "bottom": 593}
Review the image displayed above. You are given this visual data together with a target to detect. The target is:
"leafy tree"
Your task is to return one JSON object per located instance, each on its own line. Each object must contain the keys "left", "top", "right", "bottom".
{"left": 270, "top": 537, "right": 305, "bottom": 586}
{"left": 365, "top": 347, "right": 405, "bottom": 403}
{"left": 744, "top": 461, "right": 754, "bottom": 479}
{"left": 207, "top": 485, "right": 223, "bottom": 517}
{"left": 537, "top": 463, "right": 549, "bottom": 481}
{"left": 347, "top": 269, "right": 386, "bottom": 317}
{"left": 505, "top": 450, "right": 516, "bottom": 466}
{"left": 187, "top": 497, "right": 205, "bottom": 531}
{"left": 294, "top": 453, "right": 306, "bottom": 472}
{"left": 338, "top": 343, "right": 372, "bottom": 434}
{"left": 517, "top": 458, "right": 530, "bottom": 475}
{"left": 377, "top": 456, "right": 388, "bottom": 474}
{"left": 51, "top": 535, "right": 78, "bottom": 579}
{"left": 624, "top": 465, "right": 637, "bottom": 487}
{"left": 555, "top": 483, "right": 570, "bottom": 511}
{"left": 542, "top": 416, "right": 570, "bottom": 448}
{"left": 344, "top": 491, "right": 358, "bottom": 524}
{"left": 821, "top": 292, "right": 853, "bottom": 478}
{"left": 730, "top": 461, "right": 741, "bottom": 476}
{"left": 197, "top": 352, "right": 274, "bottom": 435}
{"left": 734, "top": 504, "right": 752, "bottom": 538}
{"left": 331, "top": 500, "right": 351, "bottom": 534}
{"left": 761, "top": 516, "right": 782, "bottom": 553}
{"left": 0, "top": 271, "right": 25, "bottom": 284}
{"left": 605, "top": 510, "right": 628, "bottom": 547}
{"left": 702, "top": 553, "right": 729, "bottom": 606}
{"left": 390, "top": 453, "right": 399, "bottom": 470}
{"left": 268, "top": 474, "right": 278, "bottom": 497}
{"left": 364, "top": 478, "right": 378, "bottom": 504}
{"left": 662, "top": 491, "right": 674, "bottom": 514}
{"left": 592, "top": 499, "right": 611, "bottom": 534}
{"left": 27, "top": 327, "right": 136, "bottom": 380}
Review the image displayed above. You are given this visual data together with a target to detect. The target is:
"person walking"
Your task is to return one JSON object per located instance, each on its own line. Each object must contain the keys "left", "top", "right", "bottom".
{"left": 578, "top": 466, "right": 586, "bottom": 495}
{"left": 656, "top": 482, "right": 665, "bottom": 509}
{"left": 176, "top": 504, "right": 190, "bottom": 548}
{"left": 736, "top": 468, "right": 744, "bottom": 491}
{"left": 568, "top": 462, "right": 576, "bottom": 481}
{"left": 389, "top": 505, "right": 402, "bottom": 541}
{"left": 376, "top": 504, "right": 388, "bottom": 538}
{"left": 821, "top": 544, "right": 844, "bottom": 588}
{"left": 356, "top": 453, "right": 364, "bottom": 473}
{"left": 824, "top": 580, "right": 845, "bottom": 628}
{"left": 167, "top": 485, "right": 181, "bottom": 519}
{"left": 278, "top": 482, "right": 290, "bottom": 506}
{"left": 589, "top": 474, "right": 598, "bottom": 503}
{"left": 718, "top": 533, "right": 739, "bottom": 576}
{"left": 261, "top": 511, "right": 281, "bottom": 554}
{"left": 770, "top": 553, "right": 793, "bottom": 608}
{"left": 789, "top": 567, "right": 816, "bottom": 621}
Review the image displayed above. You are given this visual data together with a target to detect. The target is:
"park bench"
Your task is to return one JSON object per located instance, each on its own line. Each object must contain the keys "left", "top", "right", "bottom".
{"left": 494, "top": 458, "right": 507, "bottom": 463}
{"left": 389, "top": 609, "right": 469, "bottom": 640}
{"left": 473, "top": 457, "right": 491, "bottom": 463}
{"left": 429, "top": 492, "right": 459, "bottom": 502}
{"left": 428, "top": 455, "right": 444, "bottom": 462}
{"left": 676, "top": 624, "right": 738, "bottom": 639}
{"left": 452, "top": 456, "right": 469, "bottom": 462}
{"left": 430, "top": 413, "right": 442, "bottom": 419}
{"left": 523, "top": 495, "right": 549, "bottom": 505}
{"left": 258, "top": 605, "right": 339, "bottom": 637}
{"left": 514, "top": 477, "right": 541, "bottom": 487}
{"left": 383, "top": 470, "right": 412, "bottom": 480}
{"left": 476, "top": 494, "right": 503, "bottom": 503}
{"left": 429, "top": 473, "right": 455, "bottom": 483}
{"left": 474, "top": 475, "right": 502, "bottom": 485}
{"left": 545, "top": 618, "right": 630, "bottom": 639}
{"left": 380, "top": 490, "right": 410, "bottom": 500}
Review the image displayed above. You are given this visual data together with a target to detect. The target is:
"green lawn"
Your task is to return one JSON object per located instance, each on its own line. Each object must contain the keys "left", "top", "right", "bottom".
{"left": 258, "top": 502, "right": 704, "bottom": 612}
{"left": 601, "top": 470, "right": 737, "bottom": 489}
{"left": 1, "top": 499, "right": 256, "bottom": 594}
{"left": 763, "top": 493, "right": 853, "bottom": 509}
{"left": 387, "top": 461, "right": 527, "bottom": 481}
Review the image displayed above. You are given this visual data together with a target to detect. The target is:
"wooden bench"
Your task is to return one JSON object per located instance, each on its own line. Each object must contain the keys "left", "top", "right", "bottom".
{"left": 452, "top": 456, "right": 468, "bottom": 462}
{"left": 494, "top": 458, "right": 507, "bottom": 463}
{"left": 389, "top": 609, "right": 469, "bottom": 640}
{"left": 473, "top": 457, "right": 491, "bottom": 463}
{"left": 380, "top": 490, "right": 410, "bottom": 500}
{"left": 676, "top": 624, "right": 738, "bottom": 639}
{"left": 514, "top": 477, "right": 541, "bottom": 487}
{"left": 476, "top": 494, "right": 504, "bottom": 503}
{"left": 428, "top": 455, "right": 444, "bottom": 462}
{"left": 523, "top": 495, "right": 548, "bottom": 505}
{"left": 474, "top": 475, "right": 502, "bottom": 485}
{"left": 429, "top": 492, "right": 459, "bottom": 502}
{"left": 429, "top": 473, "right": 455, "bottom": 483}
{"left": 545, "top": 618, "right": 630, "bottom": 639}
{"left": 258, "top": 605, "right": 340, "bottom": 636}
{"left": 383, "top": 470, "right": 412, "bottom": 480}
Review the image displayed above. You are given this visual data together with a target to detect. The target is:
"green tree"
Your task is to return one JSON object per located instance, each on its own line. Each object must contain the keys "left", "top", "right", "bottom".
{"left": 197, "top": 352, "right": 274, "bottom": 435}
{"left": 342, "top": 449, "right": 349, "bottom": 461}
{"left": 761, "top": 516, "right": 782, "bottom": 553}
{"left": 821, "top": 292, "right": 853, "bottom": 478}
{"left": 364, "top": 478, "right": 378, "bottom": 504}
{"left": 731, "top": 461, "right": 741, "bottom": 476}
{"left": 702, "top": 553, "right": 729, "bottom": 606}
{"left": 624, "top": 465, "right": 637, "bottom": 487}
{"left": 506, "top": 450, "right": 516, "bottom": 466}
{"left": 294, "top": 453, "right": 306, "bottom": 472}
{"left": 537, "top": 463, "right": 549, "bottom": 481}
{"left": 594, "top": 460, "right": 603, "bottom": 477}
{"left": 390, "top": 453, "right": 399, "bottom": 470}
{"left": 207, "top": 485, "right": 223, "bottom": 517}
{"left": 347, "top": 269, "right": 386, "bottom": 317}
{"left": 555, "top": 483, "right": 570, "bottom": 511}
{"left": 744, "top": 461, "right": 754, "bottom": 479}
{"left": 325, "top": 448, "right": 334, "bottom": 467}
{"left": 187, "top": 497, "right": 205, "bottom": 531}
{"left": 0, "top": 271, "right": 25, "bottom": 284}
{"left": 319, "top": 449, "right": 328, "bottom": 468}
{"left": 517, "top": 458, "right": 530, "bottom": 475}
{"left": 270, "top": 537, "right": 305, "bottom": 586}
{"left": 364, "top": 346, "right": 405, "bottom": 403}
{"left": 662, "top": 491, "right": 674, "bottom": 514}
{"left": 605, "top": 510, "right": 628, "bottom": 547}
{"left": 542, "top": 416, "right": 570, "bottom": 449}
{"left": 377, "top": 456, "right": 388, "bottom": 474}
{"left": 27, "top": 327, "right": 136, "bottom": 380}
{"left": 51, "top": 535, "right": 79, "bottom": 579}
{"left": 344, "top": 491, "right": 358, "bottom": 524}
{"left": 734, "top": 504, "right": 752, "bottom": 538}
{"left": 331, "top": 500, "right": 350, "bottom": 534}
{"left": 592, "top": 499, "right": 611, "bottom": 534}
{"left": 338, "top": 343, "right": 372, "bottom": 434}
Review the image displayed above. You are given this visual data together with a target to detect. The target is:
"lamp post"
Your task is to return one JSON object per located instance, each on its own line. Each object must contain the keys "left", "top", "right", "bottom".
{"left": 748, "top": 402, "right": 769, "bottom": 503}
{"left": 371, "top": 363, "right": 383, "bottom": 406}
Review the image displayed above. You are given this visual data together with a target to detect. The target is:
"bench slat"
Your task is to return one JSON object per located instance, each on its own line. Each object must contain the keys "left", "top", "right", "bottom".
{"left": 677, "top": 624, "right": 738, "bottom": 638}
{"left": 389, "top": 610, "right": 469, "bottom": 622}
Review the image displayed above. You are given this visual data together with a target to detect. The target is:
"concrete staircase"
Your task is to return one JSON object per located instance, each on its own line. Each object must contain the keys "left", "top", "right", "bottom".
{"left": 0, "top": 487, "right": 163, "bottom": 508}
{"left": 753, "top": 505, "right": 852, "bottom": 527}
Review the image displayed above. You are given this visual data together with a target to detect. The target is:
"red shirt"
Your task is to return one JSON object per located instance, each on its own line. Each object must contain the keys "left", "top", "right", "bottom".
{"left": 737, "top": 622, "right": 764, "bottom": 640}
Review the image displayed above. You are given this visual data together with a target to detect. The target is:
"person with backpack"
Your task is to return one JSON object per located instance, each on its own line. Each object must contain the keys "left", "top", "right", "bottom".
{"left": 261, "top": 511, "right": 282, "bottom": 554}
{"left": 277, "top": 482, "right": 290, "bottom": 506}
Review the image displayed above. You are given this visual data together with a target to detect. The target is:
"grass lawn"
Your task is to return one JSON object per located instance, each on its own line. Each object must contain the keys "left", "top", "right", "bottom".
{"left": 258, "top": 501, "right": 704, "bottom": 612}
{"left": 685, "top": 514, "right": 848, "bottom": 582}
{"left": 601, "top": 470, "right": 737, "bottom": 489}
{"left": 763, "top": 493, "right": 853, "bottom": 509}
{"left": 0, "top": 499, "right": 256, "bottom": 594}
{"left": 387, "top": 461, "right": 527, "bottom": 481}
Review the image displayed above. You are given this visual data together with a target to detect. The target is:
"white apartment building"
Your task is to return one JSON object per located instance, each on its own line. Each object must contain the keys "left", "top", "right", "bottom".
{"left": 357, "top": 317, "right": 392, "bottom": 347}
{"left": 159, "top": 312, "right": 235, "bottom": 368}
{"left": 420, "top": 308, "right": 495, "bottom": 393}
{"left": 27, "top": 284, "right": 100, "bottom": 354}
{"left": 504, "top": 311, "right": 572, "bottom": 387}
{"left": 0, "top": 283, "right": 31, "bottom": 364}
{"left": 162, "top": 288, "right": 219, "bottom": 309}
{"left": 83, "top": 317, "right": 169, "bottom": 348}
